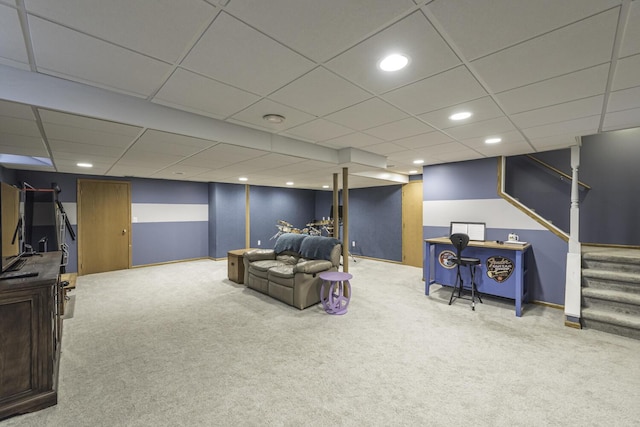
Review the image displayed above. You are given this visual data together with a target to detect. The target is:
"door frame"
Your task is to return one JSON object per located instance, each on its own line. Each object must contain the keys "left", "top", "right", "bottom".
{"left": 77, "top": 179, "right": 132, "bottom": 276}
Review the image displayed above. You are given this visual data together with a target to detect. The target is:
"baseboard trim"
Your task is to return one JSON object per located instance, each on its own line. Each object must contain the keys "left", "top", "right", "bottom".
{"left": 564, "top": 320, "right": 582, "bottom": 329}
{"left": 350, "top": 254, "right": 403, "bottom": 265}
{"left": 132, "top": 257, "right": 211, "bottom": 269}
{"left": 531, "top": 300, "right": 563, "bottom": 310}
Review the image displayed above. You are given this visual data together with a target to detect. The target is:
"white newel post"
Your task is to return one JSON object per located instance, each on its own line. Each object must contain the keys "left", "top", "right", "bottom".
{"left": 564, "top": 143, "right": 582, "bottom": 320}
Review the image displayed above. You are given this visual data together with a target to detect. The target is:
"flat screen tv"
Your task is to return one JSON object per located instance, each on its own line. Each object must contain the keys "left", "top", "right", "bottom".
{"left": 1, "top": 182, "right": 24, "bottom": 273}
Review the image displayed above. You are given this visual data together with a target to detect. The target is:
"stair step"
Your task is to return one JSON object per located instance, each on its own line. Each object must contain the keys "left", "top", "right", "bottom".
{"left": 583, "top": 252, "right": 640, "bottom": 273}
{"left": 582, "top": 269, "right": 640, "bottom": 293}
{"left": 582, "top": 288, "right": 640, "bottom": 305}
{"left": 581, "top": 308, "right": 640, "bottom": 340}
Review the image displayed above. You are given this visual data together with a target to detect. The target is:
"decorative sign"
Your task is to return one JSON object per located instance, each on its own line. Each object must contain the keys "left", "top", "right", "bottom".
{"left": 438, "top": 250, "right": 457, "bottom": 269}
{"left": 486, "top": 256, "right": 514, "bottom": 282}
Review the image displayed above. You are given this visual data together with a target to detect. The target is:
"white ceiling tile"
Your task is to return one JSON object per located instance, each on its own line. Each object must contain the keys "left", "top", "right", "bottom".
{"left": 0, "top": 133, "right": 43, "bottom": 149}
{"left": 0, "top": 4, "right": 29, "bottom": 65}
{"left": 511, "top": 96, "right": 605, "bottom": 129}
{"left": 393, "top": 131, "right": 454, "bottom": 149}
{"left": 38, "top": 109, "right": 142, "bottom": 136}
{"left": 326, "top": 11, "right": 460, "bottom": 93}
{"left": 426, "top": 0, "right": 620, "bottom": 60}
{"left": 496, "top": 64, "right": 610, "bottom": 114}
{"left": 151, "top": 165, "right": 214, "bottom": 180}
{"left": 129, "top": 130, "right": 215, "bottom": 156}
{"left": 458, "top": 130, "right": 526, "bottom": 149}
{"left": 476, "top": 141, "right": 533, "bottom": 158}
{"left": 153, "top": 68, "right": 260, "bottom": 120}
{"left": 198, "top": 143, "right": 268, "bottom": 164}
{"left": 418, "top": 96, "right": 505, "bottom": 130}
{"left": 523, "top": 116, "right": 600, "bottom": 139}
{"left": 268, "top": 67, "right": 371, "bottom": 116}
{"left": 41, "top": 122, "right": 136, "bottom": 147}
{"left": 363, "top": 117, "right": 434, "bottom": 141}
{"left": 471, "top": 8, "right": 619, "bottom": 93}
{"left": 0, "top": 143, "right": 48, "bottom": 157}
{"left": 320, "top": 132, "right": 384, "bottom": 149}
{"left": 360, "top": 142, "right": 407, "bottom": 155}
{"left": 182, "top": 12, "right": 314, "bottom": 96}
{"left": 603, "top": 107, "right": 640, "bottom": 131}
{"left": 116, "top": 150, "right": 184, "bottom": 168}
{"left": 529, "top": 134, "right": 581, "bottom": 151}
{"left": 612, "top": 53, "right": 640, "bottom": 91}
{"left": 0, "top": 100, "right": 36, "bottom": 120}
{"left": 383, "top": 66, "right": 487, "bottom": 114}
{"left": 0, "top": 116, "right": 40, "bottom": 137}
{"left": 224, "top": 0, "right": 416, "bottom": 61}
{"left": 24, "top": 0, "right": 217, "bottom": 63}
{"left": 607, "top": 86, "right": 640, "bottom": 112}
{"left": 282, "top": 119, "right": 354, "bottom": 142}
{"left": 620, "top": 0, "right": 640, "bottom": 57}
{"left": 416, "top": 141, "right": 475, "bottom": 157}
{"left": 230, "top": 99, "right": 316, "bottom": 132}
{"left": 108, "top": 165, "right": 159, "bottom": 177}
{"left": 48, "top": 139, "right": 125, "bottom": 158}
{"left": 324, "top": 98, "right": 409, "bottom": 130}
{"left": 432, "top": 149, "right": 481, "bottom": 163}
{"left": 29, "top": 17, "right": 173, "bottom": 97}
{"left": 445, "top": 116, "right": 517, "bottom": 140}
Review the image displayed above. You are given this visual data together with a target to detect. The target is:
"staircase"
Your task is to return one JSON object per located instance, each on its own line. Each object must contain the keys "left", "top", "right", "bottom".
{"left": 581, "top": 248, "right": 640, "bottom": 340}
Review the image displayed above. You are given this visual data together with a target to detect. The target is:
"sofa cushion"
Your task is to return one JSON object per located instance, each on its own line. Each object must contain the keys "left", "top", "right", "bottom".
{"left": 274, "top": 233, "right": 307, "bottom": 254}
{"left": 268, "top": 266, "right": 296, "bottom": 288}
{"left": 249, "top": 260, "right": 285, "bottom": 279}
{"left": 299, "top": 236, "right": 341, "bottom": 261}
{"left": 244, "top": 249, "right": 275, "bottom": 262}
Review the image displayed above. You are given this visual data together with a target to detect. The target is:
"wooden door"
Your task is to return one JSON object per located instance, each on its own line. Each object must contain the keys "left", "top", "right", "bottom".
{"left": 77, "top": 180, "right": 131, "bottom": 275}
{"left": 402, "top": 180, "right": 423, "bottom": 268}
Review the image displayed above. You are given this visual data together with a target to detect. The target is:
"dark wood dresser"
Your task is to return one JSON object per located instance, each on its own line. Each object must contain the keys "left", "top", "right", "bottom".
{"left": 0, "top": 252, "right": 63, "bottom": 420}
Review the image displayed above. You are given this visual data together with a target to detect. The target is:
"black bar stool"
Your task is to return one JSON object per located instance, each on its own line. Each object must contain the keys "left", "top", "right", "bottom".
{"left": 448, "top": 233, "right": 483, "bottom": 310}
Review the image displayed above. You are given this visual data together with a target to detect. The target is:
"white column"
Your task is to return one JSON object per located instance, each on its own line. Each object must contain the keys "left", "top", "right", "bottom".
{"left": 564, "top": 143, "right": 582, "bottom": 319}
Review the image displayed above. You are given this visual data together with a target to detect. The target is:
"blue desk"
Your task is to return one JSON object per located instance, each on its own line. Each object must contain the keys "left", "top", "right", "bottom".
{"left": 424, "top": 237, "right": 531, "bottom": 316}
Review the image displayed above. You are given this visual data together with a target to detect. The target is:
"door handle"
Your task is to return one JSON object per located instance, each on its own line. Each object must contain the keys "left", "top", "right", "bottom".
{"left": 122, "top": 229, "right": 127, "bottom": 235}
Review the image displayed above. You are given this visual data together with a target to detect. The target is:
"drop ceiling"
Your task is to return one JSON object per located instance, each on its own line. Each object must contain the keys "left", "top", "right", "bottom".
{"left": 0, "top": 0, "right": 639, "bottom": 189}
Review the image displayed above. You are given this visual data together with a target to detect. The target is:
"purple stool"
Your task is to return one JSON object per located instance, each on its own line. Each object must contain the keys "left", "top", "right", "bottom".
{"left": 319, "top": 271, "right": 352, "bottom": 315}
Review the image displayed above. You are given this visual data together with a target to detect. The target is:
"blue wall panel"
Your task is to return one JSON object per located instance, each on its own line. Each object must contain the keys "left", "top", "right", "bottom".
{"left": 249, "top": 186, "right": 315, "bottom": 249}
{"left": 132, "top": 178, "right": 208, "bottom": 204}
{"left": 348, "top": 186, "right": 402, "bottom": 261}
{"left": 132, "top": 222, "right": 208, "bottom": 266}
{"left": 423, "top": 158, "right": 499, "bottom": 201}
{"left": 210, "top": 183, "right": 246, "bottom": 258}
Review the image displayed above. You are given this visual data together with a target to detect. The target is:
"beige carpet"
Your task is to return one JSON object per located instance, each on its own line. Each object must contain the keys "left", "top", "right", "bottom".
{"left": 3, "top": 258, "right": 639, "bottom": 426}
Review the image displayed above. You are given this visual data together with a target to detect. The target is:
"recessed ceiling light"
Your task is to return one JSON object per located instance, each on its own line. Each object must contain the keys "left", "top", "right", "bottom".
{"left": 449, "top": 112, "right": 472, "bottom": 121}
{"left": 263, "top": 114, "right": 285, "bottom": 124}
{"left": 485, "top": 137, "right": 502, "bottom": 144}
{"left": 286, "top": 181, "right": 294, "bottom": 186}
{"left": 409, "top": 170, "right": 418, "bottom": 174}
{"left": 378, "top": 53, "right": 409, "bottom": 72}
{"left": 239, "top": 177, "right": 248, "bottom": 182}
{"left": 413, "top": 159, "right": 424, "bottom": 165}
{"left": 322, "top": 185, "right": 329, "bottom": 189}
{"left": 77, "top": 162, "right": 93, "bottom": 168}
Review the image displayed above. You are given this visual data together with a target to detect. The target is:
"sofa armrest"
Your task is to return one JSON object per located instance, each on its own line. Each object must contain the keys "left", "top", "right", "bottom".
{"left": 294, "top": 260, "right": 333, "bottom": 274}
{"left": 244, "top": 249, "right": 276, "bottom": 262}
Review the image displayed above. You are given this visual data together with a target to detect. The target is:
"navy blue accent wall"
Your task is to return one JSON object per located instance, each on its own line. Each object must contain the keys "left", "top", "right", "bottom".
{"left": 314, "top": 190, "right": 334, "bottom": 224}
{"left": 423, "top": 158, "right": 498, "bottom": 200}
{"left": 348, "top": 186, "right": 402, "bottom": 261}
{"left": 249, "top": 186, "right": 316, "bottom": 249}
{"left": 132, "top": 222, "right": 208, "bottom": 265}
{"left": 505, "top": 154, "right": 572, "bottom": 233}
{"left": 132, "top": 178, "right": 208, "bottom": 204}
{"left": 409, "top": 174, "right": 422, "bottom": 182}
{"left": 209, "top": 182, "right": 246, "bottom": 258}
{"left": 580, "top": 130, "right": 640, "bottom": 245}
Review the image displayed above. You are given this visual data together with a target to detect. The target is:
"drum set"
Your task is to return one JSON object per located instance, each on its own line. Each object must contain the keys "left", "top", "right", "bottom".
{"left": 271, "top": 219, "right": 334, "bottom": 240}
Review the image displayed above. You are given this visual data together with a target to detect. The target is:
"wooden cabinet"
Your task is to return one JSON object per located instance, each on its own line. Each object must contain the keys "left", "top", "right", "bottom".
{"left": 0, "top": 252, "right": 62, "bottom": 420}
{"left": 227, "top": 249, "right": 255, "bottom": 284}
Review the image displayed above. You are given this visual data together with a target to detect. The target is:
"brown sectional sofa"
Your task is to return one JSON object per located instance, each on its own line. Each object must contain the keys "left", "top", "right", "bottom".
{"left": 243, "top": 233, "right": 342, "bottom": 309}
